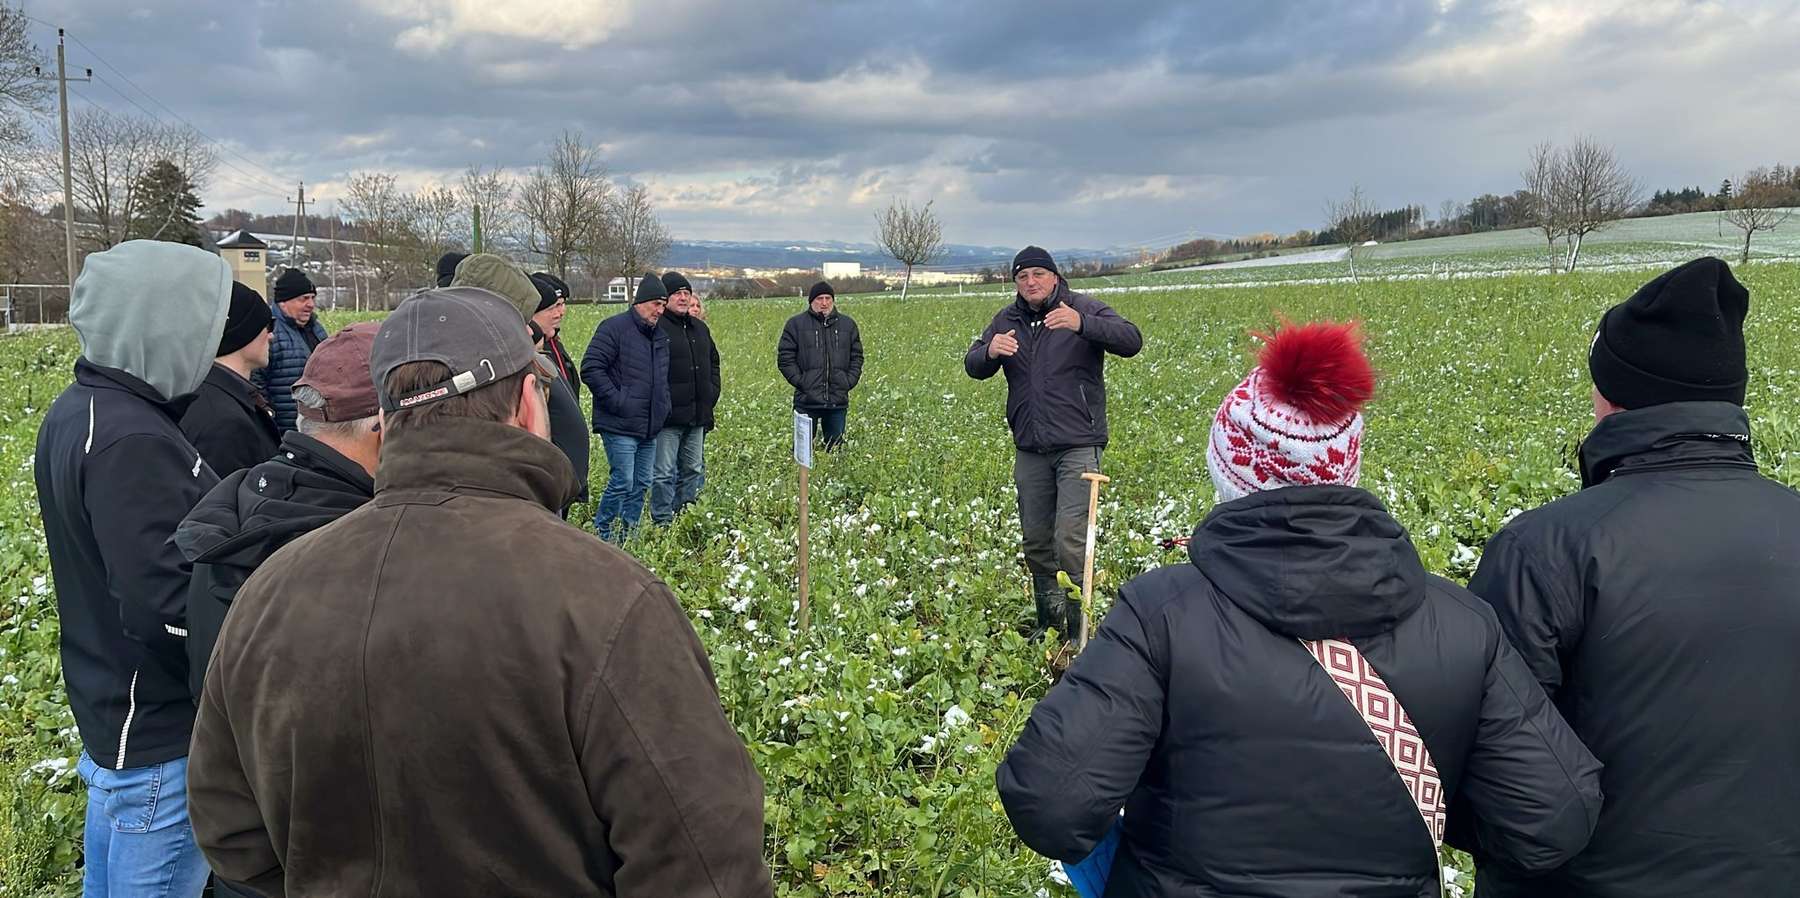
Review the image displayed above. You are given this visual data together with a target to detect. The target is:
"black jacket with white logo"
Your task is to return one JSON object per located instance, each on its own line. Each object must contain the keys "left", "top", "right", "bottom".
{"left": 36, "top": 359, "right": 219, "bottom": 769}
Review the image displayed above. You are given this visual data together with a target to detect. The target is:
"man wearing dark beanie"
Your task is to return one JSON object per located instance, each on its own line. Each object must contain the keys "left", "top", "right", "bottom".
{"left": 582, "top": 273, "right": 672, "bottom": 542}
{"left": 260, "top": 267, "right": 329, "bottom": 433}
{"left": 1469, "top": 256, "right": 1800, "bottom": 898}
{"left": 777, "top": 280, "right": 863, "bottom": 449}
{"left": 530, "top": 272, "right": 578, "bottom": 399}
{"left": 182, "top": 281, "right": 279, "bottom": 476}
{"left": 965, "top": 244, "right": 1141, "bottom": 642}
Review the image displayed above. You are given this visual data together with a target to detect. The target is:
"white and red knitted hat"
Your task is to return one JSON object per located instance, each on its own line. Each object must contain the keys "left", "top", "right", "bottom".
{"left": 1207, "top": 321, "right": 1376, "bottom": 503}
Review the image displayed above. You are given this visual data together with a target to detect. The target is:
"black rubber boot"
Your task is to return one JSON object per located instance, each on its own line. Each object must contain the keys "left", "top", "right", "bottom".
{"left": 1029, "top": 575, "right": 1063, "bottom": 641}
{"left": 1063, "top": 597, "right": 1086, "bottom": 646}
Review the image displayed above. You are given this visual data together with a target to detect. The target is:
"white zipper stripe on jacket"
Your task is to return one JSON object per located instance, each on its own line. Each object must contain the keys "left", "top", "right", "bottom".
{"left": 84, "top": 396, "right": 95, "bottom": 454}
{"left": 116, "top": 669, "right": 138, "bottom": 768}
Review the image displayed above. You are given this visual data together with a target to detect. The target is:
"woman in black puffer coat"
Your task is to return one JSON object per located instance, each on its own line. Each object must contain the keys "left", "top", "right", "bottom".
{"left": 997, "top": 322, "right": 1603, "bottom": 898}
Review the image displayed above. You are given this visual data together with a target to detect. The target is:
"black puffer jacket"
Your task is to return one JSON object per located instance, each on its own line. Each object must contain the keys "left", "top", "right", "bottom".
{"left": 660, "top": 310, "right": 720, "bottom": 429}
{"left": 1468, "top": 401, "right": 1800, "bottom": 898}
{"left": 777, "top": 309, "right": 862, "bottom": 411}
{"left": 964, "top": 283, "right": 1142, "bottom": 453}
{"left": 998, "top": 486, "right": 1603, "bottom": 897}
{"left": 172, "top": 431, "right": 375, "bottom": 701}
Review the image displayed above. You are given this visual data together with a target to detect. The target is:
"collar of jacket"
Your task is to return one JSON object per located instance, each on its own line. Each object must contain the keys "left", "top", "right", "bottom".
{"left": 75, "top": 357, "right": 198, "bottom": 419}
{"left": 374, "top": 416, "right": 579, "bottom": 513}
{"left": 630, "top": 310, "right": 661, "bottom": 336}
{"left": 1188, "top": 484, "right": 1426, "bottom": 640}
{"left": 207, "top": 362, "right": 267, "bottom": 411}
{"left": 1578, "top": 400, "right": 1756, "bottom": 488}
{"left": 808, "top": 308, "right": 839, "bottom": 326}
{"left": 279, "top": 431, "right": 376, "bottom": 496}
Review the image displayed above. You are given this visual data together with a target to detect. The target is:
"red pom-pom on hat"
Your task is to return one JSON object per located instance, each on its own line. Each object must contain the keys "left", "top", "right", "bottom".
{"left": 1253, "top": 321, "right": 1374, "bottom": 422}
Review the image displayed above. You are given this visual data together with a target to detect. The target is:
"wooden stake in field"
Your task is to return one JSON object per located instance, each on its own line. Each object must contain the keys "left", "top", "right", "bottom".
{"left": 1076, "top": 472, "right": 1111, "bottom": 652}
{"left": 794, "top": 412, "right": 813, "bottom": 632}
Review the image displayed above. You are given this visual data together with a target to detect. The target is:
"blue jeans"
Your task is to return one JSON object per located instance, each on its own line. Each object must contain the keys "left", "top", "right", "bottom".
{"left": 595, "top": 432, "right": 657, "bottom": 543}
{"left": 803, "top": 406, "right": 848, "bottom": 450}
{"left": 650, "top": 425, "right": 707, "bottom": 524}
{"left": 77, "top": 751, "right": 210, "bottom": 898}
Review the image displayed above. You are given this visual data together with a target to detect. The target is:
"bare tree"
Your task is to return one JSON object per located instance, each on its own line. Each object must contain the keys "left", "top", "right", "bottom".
{"left": 1556, "top": 136, "right": 1640, "bottom": 272}
{"left": 459, "top": 164, "right": 515, "bottom": 254}
{"left": 407, "top": 184, "right": 462, "bottom": 281}
{"left": 1324, "top": 185, "right": 1376, "bottom": 281}
{"left": 872, "top": 197, "right": 945, "bottom": 299}
{"left": 1522, "top": 140, "right": 1565, "bottom": 273}
{"left": 1721, "top": 167, "right": 1795, "bottom": 266}
{"left": 592, "top": 182, "right": 670, "bottom": 293}
{"left": 55, "top": 107, "right": 215, "bottom": 249}
{"left": 0, "top": 6, "right": 49, "bottom": 153}
{"left": 340, "top": 171, "right": 416, "bottom": 309}
{"left": 516, "top": 131, "right": 611, "bottom": 280}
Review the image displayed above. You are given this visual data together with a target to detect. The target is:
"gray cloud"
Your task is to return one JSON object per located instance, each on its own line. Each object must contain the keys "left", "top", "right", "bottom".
{"left": 28, "top": 0, "right": 1800, "bottom": 247}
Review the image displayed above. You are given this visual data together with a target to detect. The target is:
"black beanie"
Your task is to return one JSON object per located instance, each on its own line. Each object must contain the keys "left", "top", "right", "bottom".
{"left": 807, "top": 281, "right": 835, "bottom": 303}
{"left": 272, "top": 268, "right": 315, "bottom": 303}
{"left": 662, "top": 271, "right": 692, "bottom": 295}
{"left": 634, "top": 272, "right": 669, "bottom": 305}
{"left": 529, "top": 273, "right": 564, "bottom": 313}
{"left": 1588, "top": 256, "right": 1749, "bottom": 410}
{"left": 1012, "top": 245, "right": 1058, "bottom": 278}
{"left": 436, "top": 252, "right": 469, "bottom": 288}
{"left": 218, "top": 281, "right": 273, "bottom": 356}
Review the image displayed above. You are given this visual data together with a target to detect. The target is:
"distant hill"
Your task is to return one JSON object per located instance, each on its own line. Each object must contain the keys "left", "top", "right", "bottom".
{"left": 662, "top": 239, "right": 1125, "bottom": 273}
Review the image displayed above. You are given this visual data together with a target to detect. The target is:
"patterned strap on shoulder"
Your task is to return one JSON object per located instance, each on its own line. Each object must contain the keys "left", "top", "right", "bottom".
{"left": 1303, "top": 638, "right": 1447, "bottom": 846}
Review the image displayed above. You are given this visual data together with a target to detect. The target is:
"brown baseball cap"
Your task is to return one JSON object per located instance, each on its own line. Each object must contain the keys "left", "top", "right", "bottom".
{"left": 293, "top": 321, "right": 382, "bottom": 422}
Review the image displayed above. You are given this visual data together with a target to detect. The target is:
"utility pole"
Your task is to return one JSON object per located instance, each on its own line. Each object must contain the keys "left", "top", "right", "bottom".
{"left": 286, "top": 182, "right": 309, "bottom": 268}
{"left": 34, "top": 30, "right": 93, "bottom": 290}
{"left": 328, "top": 201, "right": 338, "bottom": 309}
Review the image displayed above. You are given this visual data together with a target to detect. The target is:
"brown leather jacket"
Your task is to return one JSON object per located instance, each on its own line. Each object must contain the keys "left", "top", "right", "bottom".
{"left": 188, "top": 416, "right": 771, "bottom": 897}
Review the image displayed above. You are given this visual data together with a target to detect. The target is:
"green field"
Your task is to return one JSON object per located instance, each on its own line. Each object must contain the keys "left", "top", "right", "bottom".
{"left": 5, "top": 264, "right": 1799, "bottom": 896}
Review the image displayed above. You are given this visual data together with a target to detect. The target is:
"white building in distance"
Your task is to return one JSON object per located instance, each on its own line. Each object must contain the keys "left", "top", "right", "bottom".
{"left": 821, "top": 261, "right": 863, "bottom": 280}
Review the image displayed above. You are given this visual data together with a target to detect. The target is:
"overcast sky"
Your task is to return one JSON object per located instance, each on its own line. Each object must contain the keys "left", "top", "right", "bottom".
{"left": 24, "top": 0, "right": 1800, "bottom": 249}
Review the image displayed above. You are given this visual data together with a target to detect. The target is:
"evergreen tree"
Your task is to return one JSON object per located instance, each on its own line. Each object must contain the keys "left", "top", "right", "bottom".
{"left": 128, "top": 159, "right": 205, "bottom": 246}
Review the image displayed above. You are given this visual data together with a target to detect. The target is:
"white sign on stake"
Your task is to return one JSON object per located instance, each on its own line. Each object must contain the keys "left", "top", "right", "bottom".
{"left": 793, "top": 411, "right": 814, "bottom": 469}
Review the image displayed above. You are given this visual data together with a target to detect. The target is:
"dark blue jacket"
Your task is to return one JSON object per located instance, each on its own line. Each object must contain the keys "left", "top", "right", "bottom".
{"left": 36, "top": 360, "right": 220, "bottom": 769}
{"left": 581, "top": 309, "right": 670, "bottom": 439}
{"left": 964, "top": 283, "right": 1142, "bottom": 453}
{"left": 257, "top": 303, "right": 327, "bottom": 433}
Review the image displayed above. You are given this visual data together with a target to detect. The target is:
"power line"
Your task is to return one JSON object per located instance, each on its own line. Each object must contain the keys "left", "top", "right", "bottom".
{"left": 68, "top": 75, "right": 290, "bottom": 200}
{"left": 60, "top": 29, "right": 297, "bottom": 191}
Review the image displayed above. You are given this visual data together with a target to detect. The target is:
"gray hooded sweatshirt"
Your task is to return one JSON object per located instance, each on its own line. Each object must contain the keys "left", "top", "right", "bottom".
{"left": 71, "top": 240, "right": 233, "bottom": 400}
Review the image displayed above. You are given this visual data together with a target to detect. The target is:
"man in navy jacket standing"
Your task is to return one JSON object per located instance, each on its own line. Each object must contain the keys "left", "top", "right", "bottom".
{"left": 965, "top": 246, "right": 1141, "bottom": 641}
{"left": 583, "top": 273, "right": 671, "bottom": 543}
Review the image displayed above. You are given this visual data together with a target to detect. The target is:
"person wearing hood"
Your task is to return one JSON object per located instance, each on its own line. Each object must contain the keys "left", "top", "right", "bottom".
{"left": 650, "top": 270, "right": 719, "bottom": 525}
{"left": 996, "top": 322, "right": 1603, "bottom": 897}
{"left": 181, "top": 281, "right": 279, "bottom": 477}
{"left": 259, "top": 267, "right": 329, "bottom": 433}
{"left": 583, "top": 273, "right": 671, "bottom": 542}
{"left": 175, "top": 322, "right": 382, "bottom": 704}
{"left": 530, "top": 271, "right": 579, "bottom": 400}
{"left": 451, "top": 254, "right": 590, "bottom": 515}
{"left": 777, "top": 280, "right": 862, "bottom": 450}
{"left": 1467, "top": 257, "right": 1800, "bottom": 898}
{"left": 35, "top": 240, "right": 233, "bottom": 898}
{"left": 187, "top": 288, "right": 773, "bottom": 898}
{"left": 965, "top": 246, "right": 1142, "bottom": 641}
